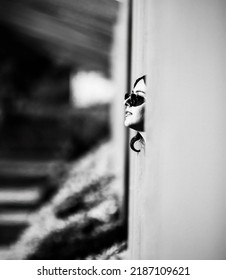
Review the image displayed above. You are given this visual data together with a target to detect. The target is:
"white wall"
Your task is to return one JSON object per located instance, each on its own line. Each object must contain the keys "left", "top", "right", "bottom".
{"left": 142, "top": 0, "right": 226, "bottom": 259}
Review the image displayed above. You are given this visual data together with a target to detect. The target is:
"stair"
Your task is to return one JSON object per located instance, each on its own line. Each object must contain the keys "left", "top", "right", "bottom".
{"left": 0, "top": 159, "right": 63, "bottom": 258}
{"left": 0, "top": 110, "right": 70, "bottom": 258}
{"left": 0, "top": 187, "right": 42, "bottom": 207}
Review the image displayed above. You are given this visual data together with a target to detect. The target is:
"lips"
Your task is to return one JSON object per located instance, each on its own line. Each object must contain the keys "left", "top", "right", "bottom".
{"left": 125, "top": 111, "right": 132, "bottom": 117}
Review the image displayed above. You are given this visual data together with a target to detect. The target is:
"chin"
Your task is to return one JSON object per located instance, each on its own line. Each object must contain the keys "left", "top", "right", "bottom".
{"left": 124, "top": 119, "right": 133, "bottom": 128}
{"left": 124, "top": 121, "right": 130, "bottom": 128}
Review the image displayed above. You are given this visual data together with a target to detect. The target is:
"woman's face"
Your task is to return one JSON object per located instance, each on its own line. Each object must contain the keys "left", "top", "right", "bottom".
{"left": 124, "top": 78, "right": 146, "bottom": 132}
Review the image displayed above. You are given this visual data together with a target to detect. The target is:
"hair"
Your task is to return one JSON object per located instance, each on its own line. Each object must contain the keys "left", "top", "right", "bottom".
{"left": 130, "top": 132, "right": 144, "bottom": 152}
{"left": 133, "top": 75, "right": 146, "bottom": 88}
{"left": 129, "top": 75, "right": 146, "bottom": 152}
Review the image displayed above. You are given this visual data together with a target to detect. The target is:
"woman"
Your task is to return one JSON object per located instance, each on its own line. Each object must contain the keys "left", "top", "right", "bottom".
{"left": 124, "top": 75, "right": 146, "bottom": 152}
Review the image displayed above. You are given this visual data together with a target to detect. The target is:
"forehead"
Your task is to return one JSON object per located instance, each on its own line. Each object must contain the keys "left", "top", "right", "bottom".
{"left": 133, "top": 79, "right": 146, "bottom": 92}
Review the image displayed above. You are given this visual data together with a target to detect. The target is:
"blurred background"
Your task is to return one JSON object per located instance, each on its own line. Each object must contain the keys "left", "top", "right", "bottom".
{"left": 0, "top": 0, "right": 125, "bottom": 259}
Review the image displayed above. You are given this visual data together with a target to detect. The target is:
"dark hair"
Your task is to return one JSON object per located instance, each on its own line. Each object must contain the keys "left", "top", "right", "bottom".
{"left": 133, "top": 75, "right": 146, "bottom": 88}
{"left": 130, "top": 75, "right": 146, "bottom": 152}
{"left": 130, "top": 132, "right": 144, "bottom": 152}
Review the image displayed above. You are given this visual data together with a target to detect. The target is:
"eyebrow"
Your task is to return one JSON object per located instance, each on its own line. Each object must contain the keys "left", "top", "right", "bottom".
{"left": 132, "top": 90, "right": 146, "bottom": 94}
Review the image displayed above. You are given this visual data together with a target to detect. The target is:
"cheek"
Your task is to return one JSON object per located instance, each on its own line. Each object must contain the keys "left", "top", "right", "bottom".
{"left": 140, "top": 106, "right": 145, "bottom": 118}
{"left": 134, "top": 105, "right": 145, "bottom": 122}
{"left": 124, "top": 105, "right": 145, "bottom": 128}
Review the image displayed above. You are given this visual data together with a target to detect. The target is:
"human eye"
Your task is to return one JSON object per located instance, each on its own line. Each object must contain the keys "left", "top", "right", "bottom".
{"left": 134, "top": 94, "right": 145, "bottom": 105}
{"left": 136, "top": 95, "right": 145, "bottom": 102}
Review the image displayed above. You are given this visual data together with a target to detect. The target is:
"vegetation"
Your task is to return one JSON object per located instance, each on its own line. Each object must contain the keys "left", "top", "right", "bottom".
{"left": 7, "top": 141, "right": 126, "bottom": 259}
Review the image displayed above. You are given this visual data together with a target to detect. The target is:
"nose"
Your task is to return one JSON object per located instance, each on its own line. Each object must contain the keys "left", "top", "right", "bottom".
{"left": 124, "top": 94, "right": 136, "bottom": 107}
{"left": 124, "top": 97, "right": 131, "bottom": 107}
